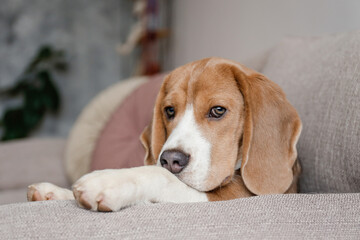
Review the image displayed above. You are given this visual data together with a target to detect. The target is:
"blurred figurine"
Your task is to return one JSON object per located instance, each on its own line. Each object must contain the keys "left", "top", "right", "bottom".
{"left": 118, "top": 0, "right": 168, "bottom": 75}
{"left": 118, "top": 0, "right": 147, "bottom": 55}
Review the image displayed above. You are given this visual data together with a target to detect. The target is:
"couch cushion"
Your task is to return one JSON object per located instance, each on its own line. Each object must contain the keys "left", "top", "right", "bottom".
{"left": 0, "top": 188, "right": 28, "bottom": 205}
{"left": 1, "top": 193, "right": 359, "bottom": 239}
{"left": 262, "top": 31, "right": 360, "bottom": 193}
{"left": 90, "top": 74, "right": 164, "bottom": 171}
{"left": 0, "top": 138, "right": 69, "bottom": 191}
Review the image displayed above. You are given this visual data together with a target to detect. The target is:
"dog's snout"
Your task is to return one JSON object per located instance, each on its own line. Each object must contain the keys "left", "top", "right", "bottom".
{"left": 160, "top": 150, "right": 189, "bottom": 174}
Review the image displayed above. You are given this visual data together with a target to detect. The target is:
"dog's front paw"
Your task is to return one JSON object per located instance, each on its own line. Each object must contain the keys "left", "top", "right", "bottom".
{"left": 72, "top": 169, "right": 142, "bottom": 212}
{"left": 27, "top": 183, "right": 74, "bottom": 201}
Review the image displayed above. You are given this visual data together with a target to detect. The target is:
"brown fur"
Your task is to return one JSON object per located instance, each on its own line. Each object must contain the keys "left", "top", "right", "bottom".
{"left": 140, "top": 57, "right": 302, "bottom": 200}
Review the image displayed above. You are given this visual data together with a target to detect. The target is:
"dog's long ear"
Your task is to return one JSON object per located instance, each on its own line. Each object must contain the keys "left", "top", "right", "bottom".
{"left": 231, "top": 64, "right": 302, "bottom": 195}
{"left": 140, "top": 81, "right": 167, "bottom": 166}
{"left": 140, "top": 124, "right": 155, "bottom": 165}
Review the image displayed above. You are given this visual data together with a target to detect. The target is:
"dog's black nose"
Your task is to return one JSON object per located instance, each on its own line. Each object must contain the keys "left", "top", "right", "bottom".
{"left": 160, "top": 150, "right": 190, "bottom": 174}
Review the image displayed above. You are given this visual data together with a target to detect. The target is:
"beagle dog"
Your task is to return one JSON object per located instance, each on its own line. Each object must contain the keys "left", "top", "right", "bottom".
{"left": 27, "top": 57, "right": 302, "bottom": 211}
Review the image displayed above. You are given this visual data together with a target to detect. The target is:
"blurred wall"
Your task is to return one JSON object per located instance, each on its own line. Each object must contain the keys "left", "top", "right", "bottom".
{"left": 167, "top": 0, "right": 360, "bottom": 68}
{"left": 0, "top": 0, "right": 135, "bottom": 138}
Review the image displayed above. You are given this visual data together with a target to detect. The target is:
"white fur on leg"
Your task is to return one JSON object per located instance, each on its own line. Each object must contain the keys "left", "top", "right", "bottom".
{"left": 72, "top": 166, "right": 208, "bottom": 211}
{"left": 27, "top": 182, "right": 74, "bottom": 201}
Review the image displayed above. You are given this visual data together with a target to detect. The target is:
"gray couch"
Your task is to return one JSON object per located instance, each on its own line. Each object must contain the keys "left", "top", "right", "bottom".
{"left": 1, "top": 31, "right": 359, "bottom": 239}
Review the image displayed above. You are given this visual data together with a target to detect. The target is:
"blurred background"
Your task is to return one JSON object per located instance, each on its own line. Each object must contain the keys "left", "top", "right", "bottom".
{"left": 1, "top": 0, "right": 360, "bottom": 140}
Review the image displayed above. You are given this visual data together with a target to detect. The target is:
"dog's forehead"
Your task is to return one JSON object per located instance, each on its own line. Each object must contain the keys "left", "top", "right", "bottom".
{"left": 164, "top": 59, "right": 235, "bottom": 98}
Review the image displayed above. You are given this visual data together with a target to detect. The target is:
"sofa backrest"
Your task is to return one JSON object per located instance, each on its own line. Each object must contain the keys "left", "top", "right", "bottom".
{"left": 262, "top": 31, "right": 360, "bottom": 193}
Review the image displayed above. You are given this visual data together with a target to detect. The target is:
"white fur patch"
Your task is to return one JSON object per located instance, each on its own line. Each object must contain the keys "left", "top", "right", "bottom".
{"left": 158, "top": 105, "right": 212, "bottom": 191}
{"left": 72, "top": 166, "right": 207, "bottom": 211}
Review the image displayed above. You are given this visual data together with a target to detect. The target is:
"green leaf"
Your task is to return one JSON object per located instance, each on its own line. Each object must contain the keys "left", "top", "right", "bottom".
{"left": 24, "top": 86, "right": 46, "bottom": 112}
{"left": 24, "top": 45, "right": 54, "bottom": 74}
{"left": 0, "top": 44, "right": 66, "bottom": 141}
{"left": 1, "top": 108, "right": 28, "bottom": 141}
{"left": 37, "top": 45, "right": 53, "bottom": 59}
{"left": 37, "top": 71, "right": 61, "bottom": 112}
{"left": 53, "top": 61, "right": 68, "bottom": 72}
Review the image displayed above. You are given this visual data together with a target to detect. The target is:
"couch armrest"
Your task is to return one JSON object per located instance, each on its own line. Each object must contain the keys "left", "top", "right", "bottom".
{"left": 1, "top": 193, "right": 359, "bottom": 239}
{"left": 0, "top": 138, "right": 70, "bottom": 190}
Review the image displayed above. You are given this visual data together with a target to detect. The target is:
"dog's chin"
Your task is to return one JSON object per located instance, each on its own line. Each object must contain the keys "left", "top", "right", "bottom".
{"left": 156, "top": 162, "right": 226, "bottom": 192}
{"left": 176, "top": 171, "right": 223, "bottom": 192}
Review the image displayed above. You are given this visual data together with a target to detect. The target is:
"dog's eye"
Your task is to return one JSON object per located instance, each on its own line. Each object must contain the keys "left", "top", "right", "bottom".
{"left": 209, "top": 106, "right": 227, "bottom": 119}
{"left": 165, "top": 106, "right": 175, "bottom": 120}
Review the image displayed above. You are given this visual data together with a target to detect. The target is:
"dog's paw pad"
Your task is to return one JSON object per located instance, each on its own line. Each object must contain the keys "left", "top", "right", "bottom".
{"left": 73, "top": 188, "right": 95, "bottom": 210}
{"left": 27, "top": 185, "right": 55, "bottom": 201}
{"left": 73, "top": 187, "right": 112, "bottom": 211}
{"left": 27, "top": 185, "right": 44, "bottom": 201}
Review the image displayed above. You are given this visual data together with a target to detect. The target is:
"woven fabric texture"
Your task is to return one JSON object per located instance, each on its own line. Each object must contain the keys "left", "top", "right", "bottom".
{"left": 262, "top": 31, "right": 360, "bottom": 193}
{"left": 1, "top": 193, "right": 359, "bottom": 239}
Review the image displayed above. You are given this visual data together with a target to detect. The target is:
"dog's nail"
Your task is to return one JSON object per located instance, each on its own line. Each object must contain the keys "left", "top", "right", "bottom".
{"left": 79, "top": 194, "right": 92, "bottom": 210}
{"left": 98, "top": 202, "right": 112, "bottom": 212}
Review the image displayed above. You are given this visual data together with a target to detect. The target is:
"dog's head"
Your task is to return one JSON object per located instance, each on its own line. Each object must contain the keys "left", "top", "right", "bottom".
{"left": 140, "top": 57, "right": 302, "bottom": 195}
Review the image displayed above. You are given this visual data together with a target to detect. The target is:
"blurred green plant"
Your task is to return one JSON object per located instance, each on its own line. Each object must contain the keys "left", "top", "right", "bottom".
{"left": 0, "top": 45, "right": 68, "bottom": 141}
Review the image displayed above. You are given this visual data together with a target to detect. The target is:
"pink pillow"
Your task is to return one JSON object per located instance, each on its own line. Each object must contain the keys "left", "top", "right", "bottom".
{"left": 90, "top": 74, "right": 165, "bottom": 171}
